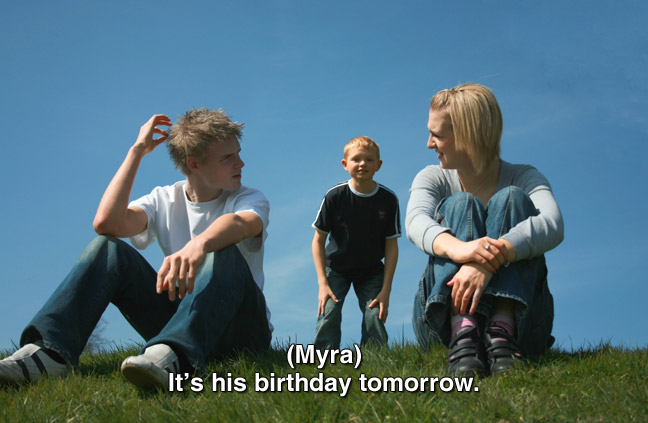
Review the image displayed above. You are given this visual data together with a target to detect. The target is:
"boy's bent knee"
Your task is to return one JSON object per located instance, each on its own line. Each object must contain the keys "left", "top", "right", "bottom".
{"left": 83, "top": 235, "right": 126, "bottom": 257}
{"left": 363, "top": 303, "right": 385, "bottom": 334}
{"left": 208, "top": 244, "right": 247, "bottom": 268}
{"left": 364, "top": 302, "right": 381, "bottom": 319}
{"left": 88, "top": 234, "right": 127, "bottom": 249}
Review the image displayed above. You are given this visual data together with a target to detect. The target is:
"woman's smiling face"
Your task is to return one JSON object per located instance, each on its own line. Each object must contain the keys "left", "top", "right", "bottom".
{"left": 427, "top": 109, "right": 468, "bottom": 170}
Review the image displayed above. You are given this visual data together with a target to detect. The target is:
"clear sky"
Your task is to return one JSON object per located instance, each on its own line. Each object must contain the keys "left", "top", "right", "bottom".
{"left": 1, "top": 0, "right": 646, "bottom": 352}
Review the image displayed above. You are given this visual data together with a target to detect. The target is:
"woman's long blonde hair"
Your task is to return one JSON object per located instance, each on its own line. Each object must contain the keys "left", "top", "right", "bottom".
{"left": 430, "top": 83, "right": 502, "bottom": 173}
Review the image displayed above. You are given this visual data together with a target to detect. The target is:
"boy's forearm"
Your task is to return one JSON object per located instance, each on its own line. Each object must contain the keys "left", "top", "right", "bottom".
{"left": 194, "top": 212, "right": 262, "bottom": 254}
{"left": 94, "top": 115, "right": 170, "bottom": 237}
{"left": 381, "top": 238, "right": 399, "bottom": 293}
{"left": 93, "top": 146, "right": 146, "bottom": 235}
{"left": 312, "top": 231, "right": 328, "bottom": 284}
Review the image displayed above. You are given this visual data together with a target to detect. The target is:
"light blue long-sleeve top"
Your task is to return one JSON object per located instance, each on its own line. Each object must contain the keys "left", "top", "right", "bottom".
{"left": 405, "top": 160, "right": 564, "bottom": 261}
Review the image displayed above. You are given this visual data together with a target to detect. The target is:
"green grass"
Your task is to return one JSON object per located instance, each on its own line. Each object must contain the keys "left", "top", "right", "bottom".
{"left": 1, "top": 343, "right": 647, "bottom": 423}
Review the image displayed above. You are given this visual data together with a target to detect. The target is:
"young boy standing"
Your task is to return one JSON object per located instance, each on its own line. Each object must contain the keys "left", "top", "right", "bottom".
{"left": 0, "top": 109, "right": 271, "bottom": 389}
{"left": 312, "top": 136, "right": 400, "bottom": 349}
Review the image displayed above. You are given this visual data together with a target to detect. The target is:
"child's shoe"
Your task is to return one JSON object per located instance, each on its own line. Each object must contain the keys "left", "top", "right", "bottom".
{"left": 0, "top": 343, "right": 70, "bottom": 384}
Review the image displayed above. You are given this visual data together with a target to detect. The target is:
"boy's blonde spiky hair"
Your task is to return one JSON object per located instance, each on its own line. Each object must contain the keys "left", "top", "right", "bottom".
{"left": 344, "top": 136, "right": 381, "bottom": 159}
{"left": 166, "top": 108, "right": 244, "bottom": 175}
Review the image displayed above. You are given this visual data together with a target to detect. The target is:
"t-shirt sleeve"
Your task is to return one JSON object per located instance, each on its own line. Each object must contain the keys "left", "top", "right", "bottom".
{"left": 312, "top": 191, "right": 334, "bottom": 233}
{"left": 386, "top": 190, "right": 402, "bottom": 239}
{"left": 128, "top": 189, "right": 160, "bottom": 250}
{"left": 232, "top": 189, "right": 270, "bottom": 252}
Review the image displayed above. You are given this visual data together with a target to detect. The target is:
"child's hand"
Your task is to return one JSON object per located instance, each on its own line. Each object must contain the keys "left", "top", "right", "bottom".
{"left": 369, "top": 290, "right": 390, "bottom": 323}
{"left": 318, "top": 282, "right": 339, "bottom": 318}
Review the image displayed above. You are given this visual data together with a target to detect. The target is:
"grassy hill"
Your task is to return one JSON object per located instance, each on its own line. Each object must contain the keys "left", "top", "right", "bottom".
{"left": 1, "top": 343, "right": 646, "bottom": 422}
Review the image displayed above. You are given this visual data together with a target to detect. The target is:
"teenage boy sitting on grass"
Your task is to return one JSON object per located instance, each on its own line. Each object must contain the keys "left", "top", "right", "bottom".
{"left": 0, "top": 109, "right": 271, "bottom": 389}
{"left": 312, "top": 136, "right": 400, "bottom": 349}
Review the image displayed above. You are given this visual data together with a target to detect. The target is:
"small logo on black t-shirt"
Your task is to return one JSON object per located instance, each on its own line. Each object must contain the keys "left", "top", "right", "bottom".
{"left": 378, "top": 209, "right": 386, "bottom": 220}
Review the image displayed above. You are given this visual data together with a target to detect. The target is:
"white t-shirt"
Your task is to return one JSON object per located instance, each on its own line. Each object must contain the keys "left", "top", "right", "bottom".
{"left": 128, "top": 181, "right": 272, "bottom": 328}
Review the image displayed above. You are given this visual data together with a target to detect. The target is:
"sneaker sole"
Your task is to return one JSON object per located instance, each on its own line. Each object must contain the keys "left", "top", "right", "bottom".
{"left": 121, "top": 363, "right": 167, "bottom": 389}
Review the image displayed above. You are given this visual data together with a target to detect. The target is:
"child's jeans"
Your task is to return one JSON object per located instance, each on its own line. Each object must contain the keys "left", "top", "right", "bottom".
{"left": 314, "top": 267, "right": 387, "bottom": 349}
{"left": 20, "top": 235, "right": 270, "bottom": 371}
{"left": 412, "top": 187, "right": 555, "bottom": 355}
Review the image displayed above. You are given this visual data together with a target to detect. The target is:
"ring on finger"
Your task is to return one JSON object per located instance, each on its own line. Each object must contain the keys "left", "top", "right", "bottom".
{"left": 485, "top": 244, "right": 491, "bottom": 251}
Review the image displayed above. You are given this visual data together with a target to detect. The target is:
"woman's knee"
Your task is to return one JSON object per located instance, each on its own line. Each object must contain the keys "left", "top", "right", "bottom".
{"left": 442, "top": 191, "right": 481, "bottom": 210}
{"left": 436, "top": 191, "right": 486, "bottom": 230}
{"left": 488, "top": 186, "right": 532, "bottom": 208}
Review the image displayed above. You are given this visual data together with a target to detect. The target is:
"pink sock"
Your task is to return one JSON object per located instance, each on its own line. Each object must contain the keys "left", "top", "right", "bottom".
{"left": 489, "top": 313, "right": 516, "bottom": 341}
{"left": 450, "top": 314, "right": 478, "bottom": 342}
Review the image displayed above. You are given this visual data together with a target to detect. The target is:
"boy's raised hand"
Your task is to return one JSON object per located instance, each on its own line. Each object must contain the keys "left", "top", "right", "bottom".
{"left": 368, "top": 290, "right": 390, "bottom": 323}
{"left": 133, "top": 114, "right": 172, "bottom": 156}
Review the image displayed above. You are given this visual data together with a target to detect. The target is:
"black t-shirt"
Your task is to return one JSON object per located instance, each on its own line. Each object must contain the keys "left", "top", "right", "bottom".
{"left": 312, "top": 181, "right": 401, "bottom": 280}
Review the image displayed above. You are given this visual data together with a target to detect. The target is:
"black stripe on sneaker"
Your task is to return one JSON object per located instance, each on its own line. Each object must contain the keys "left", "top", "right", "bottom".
{"left": 15, "top": 359, "right": 31, "bottom": 382}
{"left": 31, "top": 353, "right": 48, "bottom": 376}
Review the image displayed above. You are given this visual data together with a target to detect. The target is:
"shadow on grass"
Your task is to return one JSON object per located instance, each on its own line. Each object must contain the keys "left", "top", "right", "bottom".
{"left": 76, "top": 342, "right": 142, "bottom": 377}
{"left": 207, "top": 345, "right": 292, "bottom": 374}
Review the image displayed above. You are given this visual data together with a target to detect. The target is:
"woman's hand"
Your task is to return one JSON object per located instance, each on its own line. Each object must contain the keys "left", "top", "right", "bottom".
{"left": 435, "top": 233, "right": 508, "bottom": 273}
{"left": 497, "top": 237, "right": 516, "bottom": 263}
{"left": 447, "top": 262, "right": 493, "bottom": 315}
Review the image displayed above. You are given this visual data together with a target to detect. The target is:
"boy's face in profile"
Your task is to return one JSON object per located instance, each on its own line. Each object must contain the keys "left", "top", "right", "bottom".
{"left": 342, "top": 146, "right": 382, "bottom": 183}
{"left": 191, "top": 138, "right": 245, "bottom": 192}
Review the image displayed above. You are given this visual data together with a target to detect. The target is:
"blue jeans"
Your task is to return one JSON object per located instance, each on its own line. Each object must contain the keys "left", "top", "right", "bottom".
{"left": 314, "top": 267, "right": 388, "bottom": 349}
{"left": 21, "top": 235, "right": 270, "bottom": 371}
{"left": 412, "top": 187, "right": 554, "bottom": 355}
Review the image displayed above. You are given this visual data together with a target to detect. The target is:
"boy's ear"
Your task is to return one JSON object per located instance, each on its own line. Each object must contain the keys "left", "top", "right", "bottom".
{"left": 186, "top": 156, "right": 200, "bottom": 173}
{"left": 341, "top": 158, "right": 348, "bottom": 171}
{"left": 376, "top": 159, "right": 383, "bottom": 172}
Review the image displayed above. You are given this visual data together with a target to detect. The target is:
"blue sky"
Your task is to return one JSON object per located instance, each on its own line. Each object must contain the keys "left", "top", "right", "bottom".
{"left": 1, "top": 0, "right": 646, "bottom": 352}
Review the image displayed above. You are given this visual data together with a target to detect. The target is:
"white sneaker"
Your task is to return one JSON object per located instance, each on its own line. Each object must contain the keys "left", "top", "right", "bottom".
{"left": 0, "top": 343, "right": 70, "bottom": 384}
{"left": 121, "top": 344, "right": 180, "bottom": 389}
